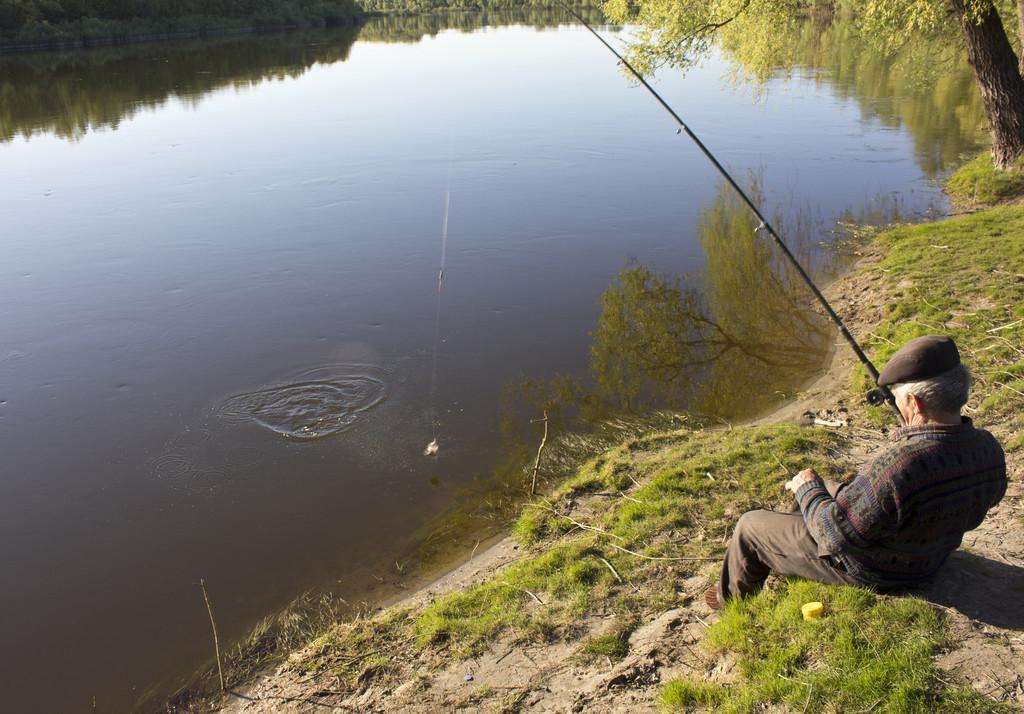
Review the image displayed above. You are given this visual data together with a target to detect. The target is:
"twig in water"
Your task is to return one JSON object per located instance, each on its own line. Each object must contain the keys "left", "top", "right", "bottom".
{"left": 197, "top": 578, "right": 225, "bottom": 692}
{"left": 530, "top": 410, "right": 549, "bottom": 497}
{"left": 470, "top": 539, "right": 482, "bottom": 561}
{"left": 608, "top": 542, "right": 720, "bottom": 561}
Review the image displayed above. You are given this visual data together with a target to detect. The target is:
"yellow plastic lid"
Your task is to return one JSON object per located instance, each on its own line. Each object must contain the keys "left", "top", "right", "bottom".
{"left": 801, "top": 601, "right": 825, "bottom": 620}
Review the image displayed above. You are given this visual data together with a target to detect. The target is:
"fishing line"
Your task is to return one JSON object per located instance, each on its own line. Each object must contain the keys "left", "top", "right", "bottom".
{"left": 560, "top": 3, "right": 903, "bottom": 422}
{"left": 425, "top": 166, "right": 452, "bottom": 456}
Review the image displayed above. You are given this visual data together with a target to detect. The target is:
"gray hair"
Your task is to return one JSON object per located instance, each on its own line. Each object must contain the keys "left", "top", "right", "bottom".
{"left": 891, "top": 363, "right": 971, "bottom": 416}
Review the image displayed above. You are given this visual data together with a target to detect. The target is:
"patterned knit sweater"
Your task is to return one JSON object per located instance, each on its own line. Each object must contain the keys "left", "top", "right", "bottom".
{"left": 795, "top": 418, "right": 1006, "bottom": 588}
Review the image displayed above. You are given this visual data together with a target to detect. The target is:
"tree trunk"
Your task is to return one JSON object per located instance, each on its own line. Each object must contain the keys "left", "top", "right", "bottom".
{"left": 952, "top": 0, "right": 1024, "bottom": 168}
{"left": 1019, "top": 0, "right": 1024, "bottom": 75}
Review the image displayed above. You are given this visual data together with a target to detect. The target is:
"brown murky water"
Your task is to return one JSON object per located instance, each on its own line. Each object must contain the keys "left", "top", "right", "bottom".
{"left": 0, "top": 12, "right": 985, "bottom": 711}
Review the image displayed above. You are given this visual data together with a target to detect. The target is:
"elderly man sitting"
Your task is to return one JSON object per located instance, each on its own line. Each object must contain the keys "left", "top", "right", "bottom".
{"left": 706, "top": 335, "right": 1007, "bottom": 610}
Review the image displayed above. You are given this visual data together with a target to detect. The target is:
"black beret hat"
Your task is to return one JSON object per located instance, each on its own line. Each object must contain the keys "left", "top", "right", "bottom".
{"left": 877, "top": 335, "right": 960, "bottom": 387}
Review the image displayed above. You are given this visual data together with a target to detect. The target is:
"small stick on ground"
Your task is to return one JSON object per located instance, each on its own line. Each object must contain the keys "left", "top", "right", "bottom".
{"left": 778, "top": 674, "right": 813, "bottom": 713}
{"left": 986, "top": 318, "right": 1023, "bottom": 333}
{"left": 855, "top": 696, "right": 886, "bottom": 713}
{"left": 541, "top": 505, "right": 624, "bottom": 541}
{"left": 994, "top": 381, "right": 1024, "bottom": 398}
{"left": 517, "top": 585, "right": 545, "bottom": 605}
{"left": 495, "top": 647, "right": 516, "bottom": 664}
{"left": 771, "top": 452, "right": 793, "bottom": 476}
{"left": 309, "top": 635, "right": 419, "bottom": 681}
{"left": 608, "top": 542, "right": 719, "bottom": 561}
{"left": 197, "top": 578, "right": 225, "bottom": 692}
{"left": 593, "top": 554, "right": 623, "bottom": 583}
{"left": 530, "top": 410, "right": 549, "bottom": 497}
{"left": 495, "top": 582, "right": 545, "bottom": 605}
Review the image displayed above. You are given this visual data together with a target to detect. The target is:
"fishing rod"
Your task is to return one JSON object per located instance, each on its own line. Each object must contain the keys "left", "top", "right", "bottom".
{"left": 561, "top": 3, "right": 903, "bottom": 423}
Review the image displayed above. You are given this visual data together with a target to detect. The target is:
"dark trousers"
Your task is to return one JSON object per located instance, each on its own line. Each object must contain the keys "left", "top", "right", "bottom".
{"left": 717, "top": 481, "right": 864, "bottom": 601}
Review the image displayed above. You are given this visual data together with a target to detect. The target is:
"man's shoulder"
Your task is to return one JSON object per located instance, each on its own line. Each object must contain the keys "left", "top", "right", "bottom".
{"left": 971, "top": 425, "right": 1006, "bottom": 454}
{"left": 863, "top": 423, "right": 1006, "bottom": 484}
{"left": 866, "top": 438, "right": 939, "bottom": 475}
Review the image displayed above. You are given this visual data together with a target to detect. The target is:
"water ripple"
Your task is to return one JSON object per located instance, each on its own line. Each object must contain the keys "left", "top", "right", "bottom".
{"left": 216, "top": 364, "right": 388, "bottom": 440}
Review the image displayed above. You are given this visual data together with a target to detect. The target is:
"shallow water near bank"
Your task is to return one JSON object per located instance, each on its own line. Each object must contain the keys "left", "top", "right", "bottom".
{"left": 0, "top": 12, "right": 985, "bottom": 711}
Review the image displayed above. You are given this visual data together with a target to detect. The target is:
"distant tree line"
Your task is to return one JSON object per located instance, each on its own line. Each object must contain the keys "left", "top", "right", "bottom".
{"left": 0, "top": 0, "right": 598, "bottom": 51}
{"left": 358, "top": 0, "right": 593, "bottom": 13}
{"left": 0, "top": 0, "right": 362, "bottom": 50}
{"left": 356, "top": 4, "right": 604, "bottom": 38}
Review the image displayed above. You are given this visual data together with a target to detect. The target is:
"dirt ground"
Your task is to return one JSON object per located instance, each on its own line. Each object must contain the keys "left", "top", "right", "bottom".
{"left": 217, "top": 247, "right": 1024, "bottom": 712}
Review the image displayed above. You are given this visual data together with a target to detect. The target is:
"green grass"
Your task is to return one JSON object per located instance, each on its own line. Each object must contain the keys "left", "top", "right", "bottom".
{"left": 661, "top": 581, "right": 1011, "bottom": 713}
{"left": 852, "top": 203, "right": 1024, "bottom": 444}
{"left": 580, "top": 630, "right": 631, "bottom": 661}
{"left": 284, "top": 421, "right": 1011, "bottom": 712}
{"left": 407, "top": 425, "right": 845, "bottom": 662}
{"left": 946, "top": 152, "right": 1024, "bottom": 207}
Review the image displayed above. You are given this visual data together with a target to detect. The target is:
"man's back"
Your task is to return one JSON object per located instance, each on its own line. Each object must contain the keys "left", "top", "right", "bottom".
{"left": 799, "top": 419, "right": 1007, "bottom": 588}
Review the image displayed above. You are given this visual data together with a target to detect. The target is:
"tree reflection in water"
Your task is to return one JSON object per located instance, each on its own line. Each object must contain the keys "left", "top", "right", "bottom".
{"left": 0, "top": 8, "right": 608, "bottom": 143}
{"left": 570, "top": 177, "right": 833, "bottom": 426}
{"left": 412, "top": 179, "right": 851, "bottom": 563}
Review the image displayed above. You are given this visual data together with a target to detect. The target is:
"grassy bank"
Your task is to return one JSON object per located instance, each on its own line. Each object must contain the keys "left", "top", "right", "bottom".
{"left": 192, "top": 154, "right": 1022, "bottom": 712}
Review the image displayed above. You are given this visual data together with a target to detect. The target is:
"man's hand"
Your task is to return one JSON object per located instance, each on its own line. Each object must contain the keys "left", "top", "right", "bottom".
{"left": 784, "top": 468, "right": 819, "bottom": 494}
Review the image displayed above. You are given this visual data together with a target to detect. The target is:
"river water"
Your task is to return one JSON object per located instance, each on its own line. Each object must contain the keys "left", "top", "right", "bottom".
{"left": 0, "top": 12, "right": 984, "bottom": 711}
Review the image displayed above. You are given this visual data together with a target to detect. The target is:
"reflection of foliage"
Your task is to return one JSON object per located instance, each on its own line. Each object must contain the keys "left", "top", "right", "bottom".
{"left": 512, "top": 178, "right": 835, "bottom": 429}
{"left": 356, "top": 6, "right": 607, "bottom": 43}
{"left": 603, "top": 7, "right": 985, "bottom": 177}
{"left": 716, "top": 14, "right": 986, "bottom": 177}
{"left": 694, "top": 181, "right": 832, "bottom": 415}
{"left": 0, "top": 9, "right": 604, "bottom": 144}
{"left": 421, "top": 179, "right": 838, "bottom": 551}
{"left": 0, "top": 0, "right": 600, "bottom": 48}
{"left": 591, "top": 263, "right": 708, "bottom": 410}
{"left": 0, "top": 26, "right": 359, "bottom": 142}
{"left": 359, "top": 0, "right": 598, "bottom": 14}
